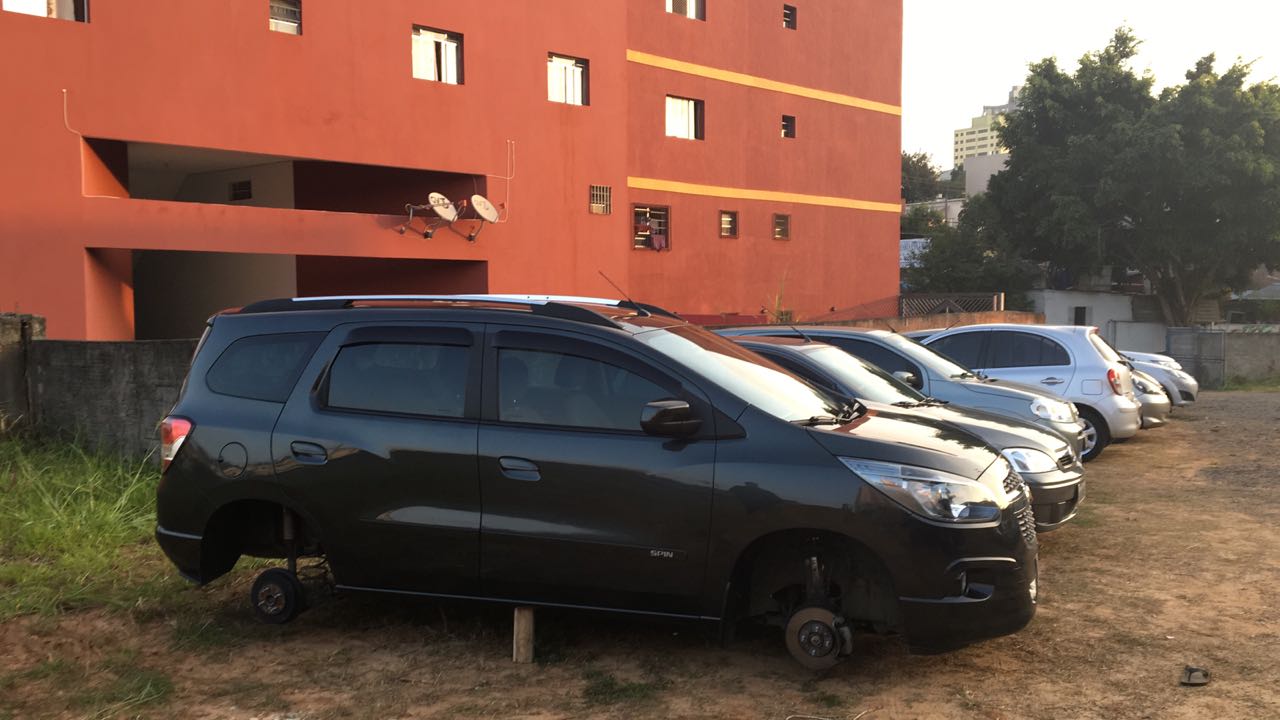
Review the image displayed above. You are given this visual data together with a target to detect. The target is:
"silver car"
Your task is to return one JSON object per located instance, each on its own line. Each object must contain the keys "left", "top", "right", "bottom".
{"left": 1130, "top": 367, "right": 1172, "bottom": 429}
{"left": 1122, "top": 351, "right": 1199, "bottom": 406}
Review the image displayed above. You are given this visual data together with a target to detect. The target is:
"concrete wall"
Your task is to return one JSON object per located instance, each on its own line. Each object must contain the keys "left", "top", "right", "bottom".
{"left": 1107, "top": 321, "right": 1167, "bottom": 353}
{"left": 1225, "top": 333, "right": 1280, "bottom": 383}
{"left": 815, "top": 310, "right": 1044, "bottom": 333}
{"left": 963, "top": 153, "right": 1007, "bottom": 196}
{"left": 27, "top": 340, "right": 198, "bottom": 455}
{"left": 0, "top": 314, "right": 45, "bottom": 427}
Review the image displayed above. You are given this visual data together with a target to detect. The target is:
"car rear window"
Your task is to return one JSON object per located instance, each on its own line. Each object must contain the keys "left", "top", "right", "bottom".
{"left": 1088, "top": 331, "right": 1123, "bottom": 363}
{"left": 327, "top": 343, "right": 469, "bottom": 418}
{"left": 205, "top": 332, "right": 324, "bottom": 402}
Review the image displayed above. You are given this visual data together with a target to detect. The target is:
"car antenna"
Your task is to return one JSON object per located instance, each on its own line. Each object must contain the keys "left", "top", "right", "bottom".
{"left": 789, "top": 325, "right": 818, "bottom": 344}
{"left": 597, "top": 270, "right": 648, "bottom": 315}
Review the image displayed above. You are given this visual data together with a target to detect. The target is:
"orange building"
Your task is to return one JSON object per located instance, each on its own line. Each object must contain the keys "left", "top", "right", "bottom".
{"left": 0, "top": 0, "right": 902, "bottom": 339}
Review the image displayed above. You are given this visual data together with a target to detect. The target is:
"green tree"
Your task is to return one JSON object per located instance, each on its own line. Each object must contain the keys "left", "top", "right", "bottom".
{"left": 990, "top": 28, "right": 1280, "bottom": 324}
{"left": 901, "top": 151, "right": 940, "bottom": 203}
{"left": 902, "top": 195, "right": 1036, "bottom": 307}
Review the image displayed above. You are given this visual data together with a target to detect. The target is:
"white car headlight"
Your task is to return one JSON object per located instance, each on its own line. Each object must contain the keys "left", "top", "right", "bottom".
{"left": 1030, "top": 397, "right": 1075, "bottom": 423}
{"left": 1001, "top": 447, "right": 1058, "bottom": 475}
{"left": 840, "top": 457, "right": 1004, "bottom": 523}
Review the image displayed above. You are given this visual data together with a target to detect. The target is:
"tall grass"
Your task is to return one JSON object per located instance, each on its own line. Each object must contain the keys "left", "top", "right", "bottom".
{"left": 0, "top": 434, "right": 186, "bottom": 618}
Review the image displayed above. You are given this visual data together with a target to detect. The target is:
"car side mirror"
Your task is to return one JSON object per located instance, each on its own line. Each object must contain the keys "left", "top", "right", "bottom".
{"left": 641, "top": 399, "right": 702, "bottom": 437}
{"left": 893, "top": 370, "right": 923, "bottom": 390}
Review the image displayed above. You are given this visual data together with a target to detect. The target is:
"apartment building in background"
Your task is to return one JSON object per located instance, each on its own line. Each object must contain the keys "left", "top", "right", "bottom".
{"left": 0, "top": 0, "right": 902, "bottom": 339}
{"left": 952, "top": 85, "right": 1020, "bottom": 169}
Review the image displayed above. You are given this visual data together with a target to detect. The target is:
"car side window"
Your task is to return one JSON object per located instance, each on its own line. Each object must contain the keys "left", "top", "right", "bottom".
{"left": 206, "top": 332, "right": 325, "bottom": 402}
{"left": 987, "top": 332, "right": 1070, "bottom": 368}
{"left": 928, "top": 332, "right": 986, "bottom": 369}
{"left": 326, "top": 343, "right": 468, "bottom": 418}
{"left": 822, "top": 337, "right": 921, "bottom": 378}
{"left": 498, "top": 348, "right": 669, "bottom": 431}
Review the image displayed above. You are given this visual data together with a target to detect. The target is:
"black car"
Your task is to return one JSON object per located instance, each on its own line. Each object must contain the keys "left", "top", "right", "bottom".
{"left": 155, "top": 295, "right": 1038, "bottom": 669}
{"left": 728, "top": 336, "right": 1085, "bottom": 530}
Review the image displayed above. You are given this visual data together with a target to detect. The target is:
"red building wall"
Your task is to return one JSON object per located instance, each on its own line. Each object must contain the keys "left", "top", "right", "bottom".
{"left": 0, "top": 0, "right": 901, "bottom": 339}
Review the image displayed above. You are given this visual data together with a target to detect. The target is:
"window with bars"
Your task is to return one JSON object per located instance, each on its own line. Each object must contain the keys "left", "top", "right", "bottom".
{"left": 666, "top": 0, "right": 705, "bottom": 20}
{"left": 589, "top": 185, "right": 612, "bottom": 215}
{"left": 665, "top": 96, "right": 704, "bottom": 140}
{"left": 229, "top": 180, "right": 253, "bottom": 202}
{"left": 781, "top": 115, "right": 796, "bottom": 138}
{"left": 548, "top": 54, "right": 589, "bottom": 105}
{"left": 773, "top": 213, "right": 791, "bottom": 240}
{"left": 719, "top": 210, "right": 738, "bottom": 238}
{"left": 782, "top": 4, "right": 797, "bottom": 29}
{"left": 633, "top": 205, "right": 670, "bottom": 250}
{"left": 412, "top": 26, "right": 463, "bottom": 84}
{"left": 269, "top": 0, "right": 300, "bottom": 34}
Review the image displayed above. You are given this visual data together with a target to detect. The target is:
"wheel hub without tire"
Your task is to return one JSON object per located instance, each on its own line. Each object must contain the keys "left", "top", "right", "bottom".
{"left": 784, "top": 606, "right": 848, "bottom": 670}
{"left": 797, "top": 620, "right": 836, "bottom": 657}
{"left": 256, "top": 583, "right": 286, "bottom": 615}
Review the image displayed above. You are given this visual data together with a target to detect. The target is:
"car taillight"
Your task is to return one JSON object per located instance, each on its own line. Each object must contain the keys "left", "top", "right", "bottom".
{"left": 160, "top": 416, "right": 193, "bottom": 473}
{"left": 1107, "top": 368, "right": 1123, "bottom": 396}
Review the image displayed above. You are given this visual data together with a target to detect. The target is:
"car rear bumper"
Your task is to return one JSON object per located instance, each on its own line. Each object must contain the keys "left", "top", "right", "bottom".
{"left": 155, "top": 525, "right": 205, "bottom": 584}
{"left": 1101, "top": 397, "right": 1142, "bottom": 439}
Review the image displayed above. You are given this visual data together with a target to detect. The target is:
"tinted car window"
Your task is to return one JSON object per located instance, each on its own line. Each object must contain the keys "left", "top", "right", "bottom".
{"left": 206, "top": 332, "right": 324, "bottom": 402}
{"left": 820, "top": 337, "right": 921, "bottom": 378}
{"left": 802, "top": 346, "right": 926, "bottom": 404}
{"left": 1088, "top": 331, "right": 1123, "bottom": 363}
{"left": 327, "top": 343, "right": 468, "bottom": 417}
{"left": 499, "top": 349, "right": 668, "bottom": 431}
{"left": 987, "top": 332, "right": 1070, "bottom": 368}
{"left": 929, "top": 332, "right": 986, "bottom": 369}
{"left": 756, "top": 350, "right": 837, "bottom": 391}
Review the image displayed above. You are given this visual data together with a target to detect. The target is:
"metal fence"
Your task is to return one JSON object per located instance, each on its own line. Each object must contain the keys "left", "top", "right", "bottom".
{"left": 1167, "top": 327, "right": 1226, "bottom": 390}
{"left": 899, "top": 293, "right": 1004, "bottom": 318}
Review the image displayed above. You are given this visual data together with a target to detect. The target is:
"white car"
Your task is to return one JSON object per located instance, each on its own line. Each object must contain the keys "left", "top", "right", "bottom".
{"left": 1121, "top": 351, "right": 1199, "bottom": 406}
{"left": 922, "top": 325, "right": 1142, "bottom": 461}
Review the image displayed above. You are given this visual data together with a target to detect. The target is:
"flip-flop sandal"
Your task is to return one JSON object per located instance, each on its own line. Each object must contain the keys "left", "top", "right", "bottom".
{"left": 1180, "top": 666, "right": 1210, "bottom": 686}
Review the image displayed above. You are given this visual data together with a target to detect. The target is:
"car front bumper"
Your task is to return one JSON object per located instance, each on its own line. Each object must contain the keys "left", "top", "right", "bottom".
{"left": 891, "top": 498, "right": 1038, "bottom": 652}
{"left": 1024, "top": 468, "right": 1084, "bottom": 530}
{"left": 1138, "top": 392, "right": 1172, "bottom": 429}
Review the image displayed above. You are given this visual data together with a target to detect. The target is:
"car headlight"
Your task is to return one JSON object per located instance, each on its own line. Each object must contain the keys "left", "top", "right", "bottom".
{"left": 1159, "top": 359, "right": 1183, "bottom": 370}
{"left": 840, "top": 457, "right": 1004, "bottom": 523}
{"left": 1030, "top": 397, "right": 1075, "bottom": 423}
{"left": 1175, "top": 370, "right": 1194, "bottom": 382}
{"left": 1001, "top": 447, "right": 1058, "bottom": 474}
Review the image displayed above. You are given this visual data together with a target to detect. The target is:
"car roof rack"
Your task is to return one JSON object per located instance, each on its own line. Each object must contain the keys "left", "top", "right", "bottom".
{"left": 236, "top": 294, "right": 681, "bottom": 328}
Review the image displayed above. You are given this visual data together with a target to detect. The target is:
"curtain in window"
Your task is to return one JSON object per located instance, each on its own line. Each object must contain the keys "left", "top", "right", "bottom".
{"left": 665, "top": 96, "right": 695, "bottom": 139}
{"left": 548, "top": 56, "right": 583, "bottom": 105}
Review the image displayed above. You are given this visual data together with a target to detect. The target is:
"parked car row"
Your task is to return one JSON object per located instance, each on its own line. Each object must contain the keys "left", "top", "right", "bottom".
{"left": 153, "top": 297, "right": 1185, "bottom": 671}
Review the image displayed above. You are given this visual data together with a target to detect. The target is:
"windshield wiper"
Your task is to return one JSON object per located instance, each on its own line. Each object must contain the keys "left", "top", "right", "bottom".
{"left": 792, "top": 415, "right": 845, "bottom": 426}
{"left": 921, "top": 397, "right": 949, "bottom": 406}
{"left": 892, "top": 400, "right": 918, "bottom": 408}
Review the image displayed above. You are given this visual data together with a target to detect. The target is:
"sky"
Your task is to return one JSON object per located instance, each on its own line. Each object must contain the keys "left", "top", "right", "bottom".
{"left": 902, "top": 0, "right": 1280, "bottom": 169}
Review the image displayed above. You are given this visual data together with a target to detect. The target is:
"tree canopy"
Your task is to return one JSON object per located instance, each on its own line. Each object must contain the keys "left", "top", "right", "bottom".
{"left": 987, "top": 28, "right": 1280, "bottom": 324}
{"left": 901, "top": 151, "right": 940, "bottom": 203}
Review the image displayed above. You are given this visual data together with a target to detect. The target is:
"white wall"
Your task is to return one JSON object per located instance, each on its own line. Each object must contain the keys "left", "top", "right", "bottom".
{"left": 964, "top": 153, "right": 1007, "bottom": 196}
{"left": 1110, "top": 321, "right": 1167, "bottom": 352}
{"left": 1030, "top": 289, "right": 1136, "bottom": 326}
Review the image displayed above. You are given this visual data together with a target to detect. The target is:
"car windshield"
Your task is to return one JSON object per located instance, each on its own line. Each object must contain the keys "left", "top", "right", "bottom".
{"left": 802, "top": 346, "right": 927, "bottom": 405}
{"left": 639, "top": 326, "right": 853, "bottom": 423}
{"left": 876, "top": 332, "right": 976, "bottom": 378}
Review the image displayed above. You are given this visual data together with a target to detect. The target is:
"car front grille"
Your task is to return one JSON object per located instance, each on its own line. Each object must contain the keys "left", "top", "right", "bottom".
{"left": 1180, "top": 390, "right": 1195, "bottom": 402}
{"left": 1002, "top": 468, "right": 1025, "bottom": 497}
{"left": 1016, "top": 504, "right": 1038, "bottom": 546}
{"left": 1058, "top": 450, "right": 1075, "bottom": 469}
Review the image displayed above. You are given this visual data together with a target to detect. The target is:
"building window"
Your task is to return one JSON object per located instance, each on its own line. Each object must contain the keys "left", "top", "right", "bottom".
{"left": 589, "top": 185, "right": 612, "bottom": 215}
{"left": 2, "top": 0, "right": 88, "bottom": 21}
{"left": 268, "top": 0, "right": 300, "bottom": 34}
{"left": 773, "top": 213, "right": 790, "bottom": 240}
{"left": 412, "top": 26, "right": 463, "bottom": 84}
{"left": 1072, "top": 306, "right": 1089, "bottom": 325}
{"left": 633, "top": 205, "right": 670, "bottom": 250}
{"left": 665, "top": 96, "right": 704, "bottom": 140}
{"left": 719, "top": 210, "right": 738, "bottom": 238}
{"left": 782, "top": 4, "right": 797, "bottom": 29}
{"left": 548, "top": 54, "right": 589, "bottom": 106}
{"left": 229, "top": 180, "right": 253, "bottom": 202}
{"left": 781, "top": 115, "right": 796, "bottom": 138}
{"left": 666, "top": 0, "right": 705, "bottom": 20}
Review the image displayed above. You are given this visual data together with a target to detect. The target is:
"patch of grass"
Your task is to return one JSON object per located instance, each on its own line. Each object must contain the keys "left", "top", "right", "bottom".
{"left": 581, "top": 669, "right": 669, "bottom": 705}
{"left": 1222, "top": 376, "right": 1280, "bottom": 391}
{"left": 73, "top": 655, "right": 173, "bottom": 717}
{"left": 0, "top": 434, "right": 197, "bottom": 619}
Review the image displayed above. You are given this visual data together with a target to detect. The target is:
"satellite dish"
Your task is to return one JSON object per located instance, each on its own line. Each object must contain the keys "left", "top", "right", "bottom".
{"left": 471, "top": 194, "right": 499, "bottom": 223}
{"left": 429, "top": 192, "right": 458, "bottom": 222}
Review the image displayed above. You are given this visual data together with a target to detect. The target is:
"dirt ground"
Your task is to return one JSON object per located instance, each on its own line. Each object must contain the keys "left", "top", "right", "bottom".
{"left": 3, "top": 391, "right": 1279, "bottom": 719}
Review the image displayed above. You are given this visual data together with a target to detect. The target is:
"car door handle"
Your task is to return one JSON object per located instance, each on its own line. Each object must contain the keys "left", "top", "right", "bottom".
{"left": 290, "top": 441, "right": 328, "bottom": 465}
{"left": 498, "top": 456, "right": 540, "bottom": 482}
{"left": 1040, "top": 377, "right": 1065, "bottom": 386}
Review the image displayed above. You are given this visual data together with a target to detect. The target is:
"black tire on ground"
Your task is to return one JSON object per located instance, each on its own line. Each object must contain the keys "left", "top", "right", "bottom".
{"left": 784, "top": 606, "right": 847, "bottom": 671}
{"left": 250, "top": 568, "right": 306, "bottom": 625}
{"left": 1078, "top": 407, "right": 1111, "bottom": 462}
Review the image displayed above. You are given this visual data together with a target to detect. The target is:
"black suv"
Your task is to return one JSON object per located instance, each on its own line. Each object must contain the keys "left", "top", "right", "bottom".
{"left": 156, "top": 295, "right": 1038, "bottom": 668}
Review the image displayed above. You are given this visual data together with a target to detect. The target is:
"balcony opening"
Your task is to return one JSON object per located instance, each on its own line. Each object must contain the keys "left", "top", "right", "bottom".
{"left": 269, "top": 0, "right": 301, "bottom": 34}
{"left": 2, "top": 0, "right": 88, "bottom": 22}
{"left": 97, "top": 139, "right": 484, "bottom": 216}
{"left": 130, "top": 249, "right": 488, "bottom": 339}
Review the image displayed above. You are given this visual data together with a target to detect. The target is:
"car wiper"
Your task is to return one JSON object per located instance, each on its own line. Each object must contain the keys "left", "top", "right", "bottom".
{"left": 950, "top": 372, "right": 976, "bottom": 379}
{"left": 921, "top": 397, "right": 950, "bottom": 406}
{"left": 891, "top": 400, "right": 918, "bottom": 408}
{"left": 792, "top": 415, "right": 845, "bottom": 426}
